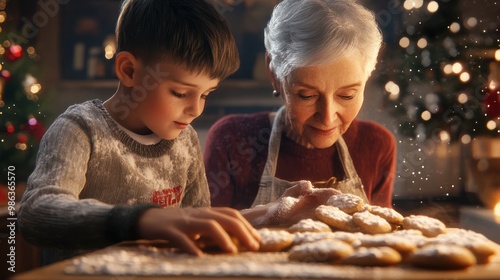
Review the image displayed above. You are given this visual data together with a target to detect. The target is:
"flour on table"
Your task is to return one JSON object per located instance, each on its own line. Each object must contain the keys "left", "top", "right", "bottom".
{"left": 65, "top": 246, "right": 367, "bottom": 278}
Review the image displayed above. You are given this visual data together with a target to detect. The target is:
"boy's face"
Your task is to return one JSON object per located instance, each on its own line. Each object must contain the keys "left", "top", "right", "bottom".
{"left": 127, "top": 60, "right": 219, "bottom": 140}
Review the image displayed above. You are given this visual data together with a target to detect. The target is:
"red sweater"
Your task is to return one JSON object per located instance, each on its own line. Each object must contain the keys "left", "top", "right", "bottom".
{"left": 204, "top": 112, "right": 396, "bottom": 209}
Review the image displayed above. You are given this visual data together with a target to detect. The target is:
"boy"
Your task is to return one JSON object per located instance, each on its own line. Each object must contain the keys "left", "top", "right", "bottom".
{"left": 19, "top": 0, "right": 260, "bottom": 265}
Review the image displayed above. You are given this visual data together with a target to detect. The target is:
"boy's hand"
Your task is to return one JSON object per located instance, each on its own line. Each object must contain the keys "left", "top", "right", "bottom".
{"left": 137, "top": 207, "right": 260, "bottom": 256}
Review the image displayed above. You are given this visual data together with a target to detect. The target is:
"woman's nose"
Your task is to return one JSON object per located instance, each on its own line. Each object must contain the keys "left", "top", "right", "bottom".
{"left": 317, "top": 99, "right": 338, "bottom": 126}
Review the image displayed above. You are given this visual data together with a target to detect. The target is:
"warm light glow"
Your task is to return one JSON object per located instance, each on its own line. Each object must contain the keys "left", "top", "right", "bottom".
{"left": 452, "top": 62, "right": 463, "bottom": 74}
{"left": 15, "top": 143, "right": 27, "bottom": 151}
{"left": 495, "top": 49, "right": 500, "bottom": 61}
{"left": 385, "top": 81, "right": 400, "bottom": 100}
{"left": 487, "top": 120, "right": 497, "bottom": 130}
{"left": 495, "top": 203, "right": 500, "bottom": 217}
{"left": 460, "top": 72, "right": 470, "bottom": 83}
{"left": 489, "top": 80, "right": 498, "bottom": 90}
{"left": 466, "top": 17, "right": 478, "bottom": 28}
{"left": 443, "top": 64, "right": 453, "bottom": 75}
{"left": 404, "top": 0, "right": 423, "bottom": 10}
{"left": 461, "top": 134, "right": 471, "bottom": 144}
{"left": 449, "top": 22, "right": 461, "bottom": 33}
{"left": 27, "top": 47, "right": 36, "bottom": 55}
{"left": 103, "top": 35, "right": 117, "bottom": 60}
{"left": 417, "top": 38, "right": 428, "bottom": 49}
{"left": 0, "top": 11, "right": 6, "bottom": 23}
{"left": 399, "top": 37, "right": 410, "bottom": 48}
{"left": 457, "top": 93, "right": 468, "bottom": 104}
{"left": 439, "top": 130, "right": 450, "bottom": 142}
{"left": 427, "top": 1, "right": 439, "bottom": 13}
{"left": 421, "top": 110, "right": 431, "bottom": 121}
{"left": 30, "top": 83, "right": 42, "bottom": 94}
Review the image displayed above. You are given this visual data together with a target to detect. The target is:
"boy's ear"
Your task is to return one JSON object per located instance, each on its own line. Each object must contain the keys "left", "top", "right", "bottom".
{"left": 115, "top": 51, "right": 138, "bottom": 87}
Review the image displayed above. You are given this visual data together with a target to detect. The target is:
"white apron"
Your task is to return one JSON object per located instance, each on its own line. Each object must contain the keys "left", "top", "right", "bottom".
{"left": 251, "top": 106, "right": 369, "bottom": 207}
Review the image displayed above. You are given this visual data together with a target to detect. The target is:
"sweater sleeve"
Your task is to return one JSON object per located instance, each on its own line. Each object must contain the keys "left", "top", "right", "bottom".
{"left": 18, "top": 115, "right": 157, "bottom": 249}
{"left": 368, "top": 124, "right": 397, "bottom": 208}
{"left": 203, "top": 116, "right": 236, "bottom": 207}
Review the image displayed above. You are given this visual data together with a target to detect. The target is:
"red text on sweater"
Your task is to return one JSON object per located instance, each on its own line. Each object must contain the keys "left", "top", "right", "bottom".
{"left": 151, "top": 185, "right": 183, "bottom": 207}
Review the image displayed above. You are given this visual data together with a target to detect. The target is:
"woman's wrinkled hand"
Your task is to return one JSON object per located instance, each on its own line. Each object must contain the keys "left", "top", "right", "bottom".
{"left": 137, "top": 207, "right": 261, "bottom": 256}
{"left": 249, "top": 181, "right": 341, "bottom": 227}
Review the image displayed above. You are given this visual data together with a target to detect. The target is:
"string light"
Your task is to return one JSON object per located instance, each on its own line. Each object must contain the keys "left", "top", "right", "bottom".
{"left": 438, "top": 130, "right": 451, "bottom": 142}
{"left": 443, "top": 64, "right": 453, "bottom": 75}
{"left": 427, "top": 1, "right": 439, "bottom": 13}
{"left": 385, "top": 81, "right": 400, "bottom": 100}
{"left": 404, "top": 0, "right": 423, "bottom": 10}
{"left": 460, "top": 72, "right": 471, "bottom": 83}
{"left": 452, "top": 62, "right": 463, "bottom": 74}
{"left": 103, "top": 35, "right": 116, "bottom": 60}
{"left": 457, "top": 93, "right": 468, "bottom": 104}
{"left": 461, "top": 134, "right": 471, "bottom": 144}
{"left": 421, "top": 110, "right": 431, "bottom": 121}
{"left": 449, "top": 22, "right": 461, "bottom": 33}
{"left": 465, "top": 17, "right": 478, "bottom": 28}
{"left": 487, "top": 120, "right": 497, "bottom": 130}
{"left": 417, "top": 38, "right": 428, "bottom": 49}
{"left": 399, "top": 37, "right": 410, "bottom": 48}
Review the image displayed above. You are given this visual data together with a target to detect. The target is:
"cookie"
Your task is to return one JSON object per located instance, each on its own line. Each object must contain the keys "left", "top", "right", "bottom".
{"left": 356, "top": 234, "right": 417, "bottom": 255}
{"left": 408, "top": 244, "right": 476, "bottom": 270}
{"left": 352, "top": 211, "right": 392, "bottom": 234}
{"left": 332, "top": 231, "right": 360, "bottom": 245}
{"left": 402, "top": 215, "right": 446, "bottom": 237}
{"left": 288, "top": 218, "right": 332, "bottom": 233}
{"left": 288, "top": 239, "right": 353, "bottom": 263}
{"left": 341, "top": 246, "right": 402, "bottom": 266}
{"left": 325, "top": 193, "right": 365, "bottom": 214}
{"left": 292, "top": 231, "right": 336, "bottom": 245}
{"left": 315, "top": 205, "right": 359, "bottom": 232}
{"left": 257, "top": 228, "right": 294, "bottom": 252}
{"left": 391, "top": 229, "right": 429, "bottom": 248}
{"left": 367, "top": 205, "right": 405, "bottom": 225}
{"left": 428, "top": 229, "right": 497, "bottom": 264}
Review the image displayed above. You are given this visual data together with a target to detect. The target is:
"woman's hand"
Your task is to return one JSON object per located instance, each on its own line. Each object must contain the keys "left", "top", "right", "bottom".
{"left": 137, "top": 207, "right": 261, "bottom": 256}
{"left": 242, "top": 181, "right": 341, "bottom": 227}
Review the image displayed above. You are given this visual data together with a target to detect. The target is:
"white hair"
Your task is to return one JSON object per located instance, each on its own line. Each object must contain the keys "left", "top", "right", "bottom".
{"left": 264, "top": 0, "right": 383, "bottom": 81}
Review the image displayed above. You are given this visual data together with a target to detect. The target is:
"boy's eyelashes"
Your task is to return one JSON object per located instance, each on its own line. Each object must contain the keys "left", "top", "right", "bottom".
{"left": 170, "top": 90, "right": 211, "bottom": 100}
{"left": 170, "top": 90, "right": 186, "bottom": 98}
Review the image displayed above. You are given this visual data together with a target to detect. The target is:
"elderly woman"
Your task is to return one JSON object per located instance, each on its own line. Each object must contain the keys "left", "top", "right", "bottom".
{"left": 204, "top": 0, "right": 396, "bottom": 226}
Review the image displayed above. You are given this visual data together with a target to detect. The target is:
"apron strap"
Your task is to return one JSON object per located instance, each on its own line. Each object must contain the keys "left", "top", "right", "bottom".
{"left": 258, "top": 106, "right": 285, "bottom": 187}
{"left": 336, "top": 136, "right": 358, "bottom": 180}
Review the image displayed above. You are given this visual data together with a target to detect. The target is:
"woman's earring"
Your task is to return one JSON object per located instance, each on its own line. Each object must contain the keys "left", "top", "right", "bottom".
{"left": 272, "top": 90, "right": 280, "bottom": 97}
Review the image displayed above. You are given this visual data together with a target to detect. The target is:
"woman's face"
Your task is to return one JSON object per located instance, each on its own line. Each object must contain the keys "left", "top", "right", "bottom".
{"left": 281, "top": 55, "right": 367, "bottom": 149}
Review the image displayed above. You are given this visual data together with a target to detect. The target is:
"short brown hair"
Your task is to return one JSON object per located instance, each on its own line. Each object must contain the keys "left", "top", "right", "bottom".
{"left": 116, "top": 0, "right": 239, "bottom": 80}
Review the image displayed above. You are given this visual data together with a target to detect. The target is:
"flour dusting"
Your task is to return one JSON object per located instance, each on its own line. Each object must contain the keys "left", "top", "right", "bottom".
{"left": 65, "top": 246, "right": 366, "bottom": 278}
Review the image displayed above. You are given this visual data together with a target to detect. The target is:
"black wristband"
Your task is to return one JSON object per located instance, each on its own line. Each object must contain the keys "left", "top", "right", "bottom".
{"left": 105, "top": 203, "right": 160, "bottom": 243}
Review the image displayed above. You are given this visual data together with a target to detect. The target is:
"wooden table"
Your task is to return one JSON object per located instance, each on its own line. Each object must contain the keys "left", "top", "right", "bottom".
{"left": 11, "top": 241, "right": 500, "bottom": 280}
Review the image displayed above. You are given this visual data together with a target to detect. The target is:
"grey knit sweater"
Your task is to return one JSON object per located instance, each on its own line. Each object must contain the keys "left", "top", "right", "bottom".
{"left": 19, "top": 99, "right": 210, "bottom": 264}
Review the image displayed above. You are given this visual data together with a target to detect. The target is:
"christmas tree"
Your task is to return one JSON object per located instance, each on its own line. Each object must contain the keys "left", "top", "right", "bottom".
{"left": 380, "top": 0, "right": 500, "bottom": 143}
{"left": 0, "top": 3, "right": 47, "bottom": 185}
